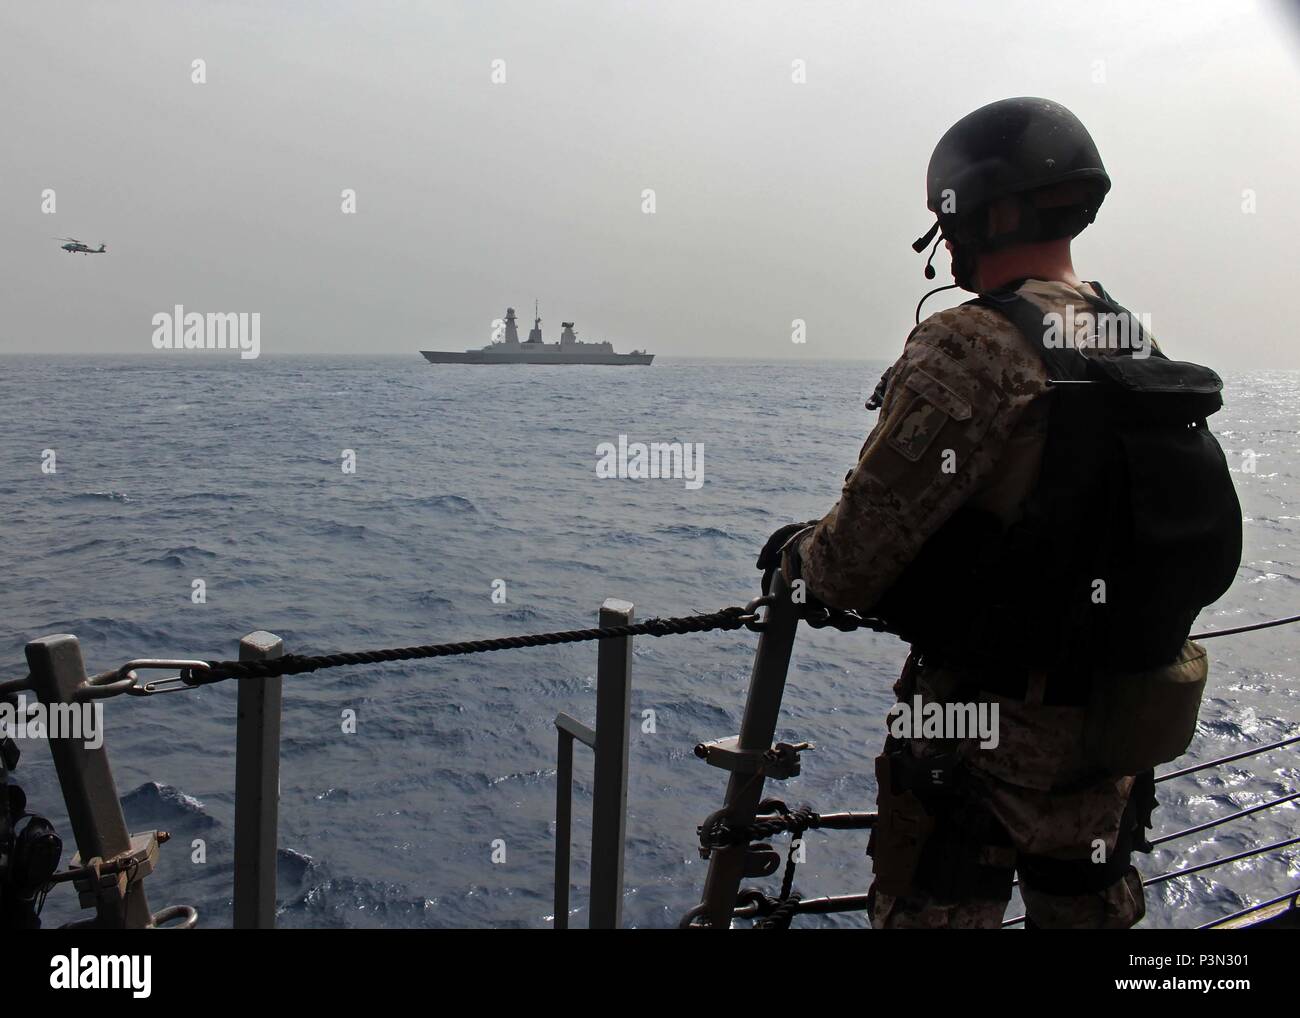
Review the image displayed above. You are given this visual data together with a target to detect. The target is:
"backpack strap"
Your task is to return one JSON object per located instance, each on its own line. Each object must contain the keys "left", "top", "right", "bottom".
{"left": 1084, "top": 279, "right": 1114, "bottom": 304}
{"left": 1082, "top": 281, "right": 1165, "bottom": 361}
{"left": 968, "top": 281, "right": 1163, "bottom": 375}
{"left": 964, "top": 290, "right": 1091, "bottom": 382}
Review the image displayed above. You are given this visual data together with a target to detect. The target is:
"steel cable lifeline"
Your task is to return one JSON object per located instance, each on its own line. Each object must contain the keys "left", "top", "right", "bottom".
{"left": 1148, "top": 790, "right": 1300, "bottom": 847}
{"left": 1156, "top": 732, "right": 1300, "bottom": 783}
{"left": 175, "top": 609, "right": 1300, "bottom": 685}
{"left": 4, "top": 603, "right": 1295, "bottom": 698}
{"left": 0, "top": 600, "right": 772, "bottom": 699}
{"left": 181, "top": 602, "right": 770, "bottom": 689}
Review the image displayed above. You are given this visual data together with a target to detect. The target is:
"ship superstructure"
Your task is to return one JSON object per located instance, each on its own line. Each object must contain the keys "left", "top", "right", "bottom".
{"left": 421, "top": 303, "right": 653, "bottom": 365}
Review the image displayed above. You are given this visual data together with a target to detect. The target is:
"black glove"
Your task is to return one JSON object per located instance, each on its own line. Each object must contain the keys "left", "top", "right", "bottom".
{"left": 865, "top": 365, "right": 893, "bottom": 411}
{"left": 756, "top": 520, "right": 819, "bottom": 594}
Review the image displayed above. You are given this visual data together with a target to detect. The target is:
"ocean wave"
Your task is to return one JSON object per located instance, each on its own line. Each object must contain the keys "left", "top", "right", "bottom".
{"left": 656, "top": 524, "right": 741, "bottom": 540}
{"left": 49, "top": 616, "right": 174, "bottom": 645}
{"left": 488, "top": 768, "right": 551, "bottom": 787}
{"left": 170, "top": 491, "right": 253, "bottom": 503}
{"left": 493, "top": 606, "right": 544, "bottom": 623}
{"left": 277, "top": 875, "right": 445, "bottom": 928}
{"left": 143, "top": 545, "right": 219, "bottom": 567}
{"left": 50, "top": 537, "right": 118, "bottom": 556}
{"left": 277, "top": 846, "right": 314, "bottom": 883}
{"left": 304, "top": 520, "right": 367, "bottom": 539}
{"left": 71, "top": 490, "right": 131, "bottom": 503}
{"left": 404, "top": 494, "right": 479, "bottom": 514}
{"left": 122, "top": 781, "right": 219, "bottom": 828}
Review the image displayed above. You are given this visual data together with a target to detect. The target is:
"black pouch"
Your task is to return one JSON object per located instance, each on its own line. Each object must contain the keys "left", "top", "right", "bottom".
{"left": 1086, "top": 355, "right": 1241, "bottom": 665}
{"left": 1088, "top": 354, "right": 1224, "bottom": 421}
{"left": 868, "top": 752, "right": 936, "bottom": 898}
{"left": 10, "top": 814, "right": 62, "bottom": 898}
{"left": 1085, "top": 640, "right": 1207, "bottom": 775}
{"left": 916, "top": 798, "right": 1016, "bottom": 902}
{"left": 1092, "top": 356, "right": 1241, "bottom": 612}
{"left": 1, "top": 776, "right": 62, "bottom": 930}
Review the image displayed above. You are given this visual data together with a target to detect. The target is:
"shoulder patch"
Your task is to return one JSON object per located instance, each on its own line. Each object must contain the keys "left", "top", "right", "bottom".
{"left": 888, "top": 392, "right": 950, "bottom": 462}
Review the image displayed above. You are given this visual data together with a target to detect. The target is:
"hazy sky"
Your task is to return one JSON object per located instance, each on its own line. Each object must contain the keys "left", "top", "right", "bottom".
{"left": 3, "top": 0, "right": 1299, "bottom": 365}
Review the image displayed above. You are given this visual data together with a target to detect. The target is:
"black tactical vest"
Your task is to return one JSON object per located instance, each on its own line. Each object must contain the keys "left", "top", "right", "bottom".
{"left": 873, "top": 282, "right": 1243, "bottom": 671}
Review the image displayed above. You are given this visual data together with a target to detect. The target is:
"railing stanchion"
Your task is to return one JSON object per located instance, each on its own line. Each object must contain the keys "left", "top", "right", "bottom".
{"left": 25, "top": 634, "right": 152, "bottom": 928}
{"left": 589, "top": 598, "right": 634, "bottom": 929}
{"left": 696, "top": 571, "right": 801, "bottom": 928}
{"left": 233, "top": 630, "right": 283, "bottom": 929}
{"left": 554, "top": 728, "right": 575, "bottom": 929}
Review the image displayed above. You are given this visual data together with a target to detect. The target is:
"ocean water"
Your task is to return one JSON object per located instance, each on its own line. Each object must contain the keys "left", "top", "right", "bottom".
{"left": 0, "top": 354, "right": 1296, "bottom": 929}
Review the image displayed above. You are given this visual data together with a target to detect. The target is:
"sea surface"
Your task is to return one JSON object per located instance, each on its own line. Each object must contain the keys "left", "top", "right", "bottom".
{"left": 0, "top": 355, "right": 1296, "bottom": 929}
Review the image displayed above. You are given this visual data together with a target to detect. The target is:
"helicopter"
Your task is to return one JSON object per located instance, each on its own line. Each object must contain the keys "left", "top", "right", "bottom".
{"left": 55, "top": 237, "right": 107, "bottom": 255}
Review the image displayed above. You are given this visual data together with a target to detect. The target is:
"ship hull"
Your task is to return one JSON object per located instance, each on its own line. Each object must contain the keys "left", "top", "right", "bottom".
{"left": 421, "top": 350, "right": 653, "bottom": 365}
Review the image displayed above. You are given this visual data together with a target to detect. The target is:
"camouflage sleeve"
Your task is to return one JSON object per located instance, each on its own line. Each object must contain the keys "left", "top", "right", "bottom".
{"left": 786, "top": 306, "right": 1049, "bottom": 612}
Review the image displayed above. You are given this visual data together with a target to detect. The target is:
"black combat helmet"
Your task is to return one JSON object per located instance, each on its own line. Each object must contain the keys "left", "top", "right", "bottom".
{"left": 914, "top": 97, "right": 1110, "bottom": 266}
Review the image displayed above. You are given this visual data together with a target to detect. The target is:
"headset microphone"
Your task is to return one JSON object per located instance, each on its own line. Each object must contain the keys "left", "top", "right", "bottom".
{"left": 923, "top": 234, "right": 944, "bottom": 279}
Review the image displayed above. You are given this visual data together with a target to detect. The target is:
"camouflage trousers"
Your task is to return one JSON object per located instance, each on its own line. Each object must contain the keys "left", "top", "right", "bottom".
{"left": 866, "top": 656, "right": 1147, "bottom": 930}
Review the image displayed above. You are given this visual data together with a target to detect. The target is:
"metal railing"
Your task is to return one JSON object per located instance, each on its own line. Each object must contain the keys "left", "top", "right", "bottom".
{"left": 26, "top": 635, "right": 158, "bottom": 928}
{"left": 22, "top": 597, "right": 639, "bottom": 930}
{"left": 552, "top": 599, "right": 634, "bottom": 929}
{"left": 691, "top": 573, "right": 802, "bottom": 928}
{"left": 23, "top": 631, "right": 282, "bottom": 928}
{"left": 17, "top": 587, "right": 1300, "bottom": 930}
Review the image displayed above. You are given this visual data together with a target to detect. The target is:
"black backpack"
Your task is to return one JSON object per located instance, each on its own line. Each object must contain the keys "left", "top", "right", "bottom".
{"left": 0, "top": 741, "right": 63, "bottom": 929}
{"left": 877, "top": 282, "right": 1243, "bottom": 670}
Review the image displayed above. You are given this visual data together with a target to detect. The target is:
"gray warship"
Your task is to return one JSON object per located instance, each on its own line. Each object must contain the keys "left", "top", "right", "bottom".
{"left": 421, "top": 305, "right": 653, "bottom": 365}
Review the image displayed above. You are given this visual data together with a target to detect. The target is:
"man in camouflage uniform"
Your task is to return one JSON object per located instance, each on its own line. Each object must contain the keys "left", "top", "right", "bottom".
{"left": 766, "top": 99, "right": 1214, "bottom": 929}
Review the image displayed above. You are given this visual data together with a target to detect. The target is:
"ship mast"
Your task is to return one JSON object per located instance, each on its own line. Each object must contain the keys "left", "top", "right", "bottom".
{"left": 526, "top": 298, "right": 544, "bottom": 344}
